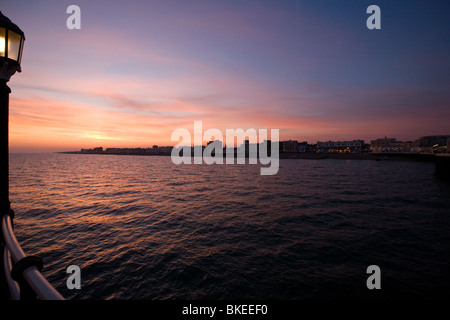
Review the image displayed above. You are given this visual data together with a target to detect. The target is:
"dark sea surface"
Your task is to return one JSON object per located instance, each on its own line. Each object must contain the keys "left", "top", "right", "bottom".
{"left": 8, "top": 153, "right": 450, "bottom": 300}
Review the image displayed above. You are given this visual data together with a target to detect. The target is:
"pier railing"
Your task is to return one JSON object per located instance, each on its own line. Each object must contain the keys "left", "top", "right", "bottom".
{"left": 1, "top": 211, "right": 64, "bottom": 300}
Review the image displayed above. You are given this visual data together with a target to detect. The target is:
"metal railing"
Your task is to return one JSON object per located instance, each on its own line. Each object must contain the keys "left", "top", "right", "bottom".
{"left": 1, "top": 212, "right": 64, "bottom": 300}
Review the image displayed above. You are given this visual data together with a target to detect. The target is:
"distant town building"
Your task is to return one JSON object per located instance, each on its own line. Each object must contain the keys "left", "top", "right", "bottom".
{"left": 259, "top": 140, "right": 271, "bottom": 156}
{"left": 370, "top": 137, "right": 397, "bottom": 150}
{"left": 370, "top": 138, "right": 418, "bottom": 153}
{"left": 82, "top": 147, "right": 104, "bottom": 154}
{"left": 207, "top": 140, "right": 223, "bottom": 148}
{"left": 417, "top": 135, "right": 450, "bottom": 147}
{"left": 238, "top": 139, "right": 258, "bottom": 157}
{"left": 155, "top": 146, "right": 173, "bottom": 154}
{"left": 105, "top": 148, "right": 122, "bottom": 154}
{"left": 299, "top": 141, "right": 314, "bottom": 153}
{"left": 371, "top": 144, "right": 417, "bottom": 154}
{"left": 370, "top": 135, "right": 450, "bottom": 154}
{"left": 81, "top": 146, "right": 173, "bottom": 155}
{"left": 417, "top": 135, "right": 450, "bottom": 153}
{"left": 281, "top": 140, "right": 299, "bottom": 153}
{"left": 316, "top": 140, "right": 364, "bottom": 153}
{"left": 206, "top": 140, "right": 223, "bottom": 156}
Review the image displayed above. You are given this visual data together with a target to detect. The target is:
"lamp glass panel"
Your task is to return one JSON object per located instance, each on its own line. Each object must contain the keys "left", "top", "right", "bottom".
{"left": 0, "top": 27, "right": 5, "bottom": 57}
{"left": 7, "top": 30, "right": 22, "bottom": 62}
{"left": 18, "top": 37, "right": 24, "bottom": 63}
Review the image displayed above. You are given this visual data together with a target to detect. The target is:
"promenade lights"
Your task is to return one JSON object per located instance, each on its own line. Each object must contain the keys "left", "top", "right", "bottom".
{"left": 0, "top": 11, "right": 24, "bottom": 79}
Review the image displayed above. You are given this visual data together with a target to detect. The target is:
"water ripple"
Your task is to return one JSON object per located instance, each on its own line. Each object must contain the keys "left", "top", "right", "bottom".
{"left": 8, "top": 153, "right": 450, "bottom": 300}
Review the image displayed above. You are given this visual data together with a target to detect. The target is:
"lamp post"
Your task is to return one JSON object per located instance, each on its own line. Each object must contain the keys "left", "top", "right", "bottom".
{"left": 0, "top": 16, "right": 63, "bottom": 300}
{"left": 0, "top": 11, "right": 25, "bottom": 214}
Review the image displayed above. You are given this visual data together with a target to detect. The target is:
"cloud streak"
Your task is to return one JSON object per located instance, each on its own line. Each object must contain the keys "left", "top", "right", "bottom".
{"left": 3, "top": 0, "right": 450, "bottom": 152}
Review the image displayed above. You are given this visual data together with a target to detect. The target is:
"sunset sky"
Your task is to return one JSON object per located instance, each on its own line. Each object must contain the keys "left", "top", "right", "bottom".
{"left": 2, "top": 0, "right": 450, "bottom": 152}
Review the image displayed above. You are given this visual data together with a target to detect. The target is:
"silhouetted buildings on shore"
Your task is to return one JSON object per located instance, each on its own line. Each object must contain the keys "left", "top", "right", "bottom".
{"left": 370, "top": 135, "right": 450, "bottom": 154}
{"left": 79, "top": 145, "right": 173, "bottom": 155}
{"left": 316, "top": 140, "right": 367, "bottom": 154}
{"left": 72, "top": 134, "right": 450, "bottom": 157}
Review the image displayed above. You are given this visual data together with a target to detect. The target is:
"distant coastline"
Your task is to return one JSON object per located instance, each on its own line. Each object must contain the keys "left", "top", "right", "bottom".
{"left": 60, "top": 135, "right": 449, "bottom": 161}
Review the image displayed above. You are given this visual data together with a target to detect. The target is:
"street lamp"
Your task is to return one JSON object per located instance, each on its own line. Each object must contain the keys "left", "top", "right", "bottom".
{"left": 0, "top": 11, "right": 25, "bottom": 213}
